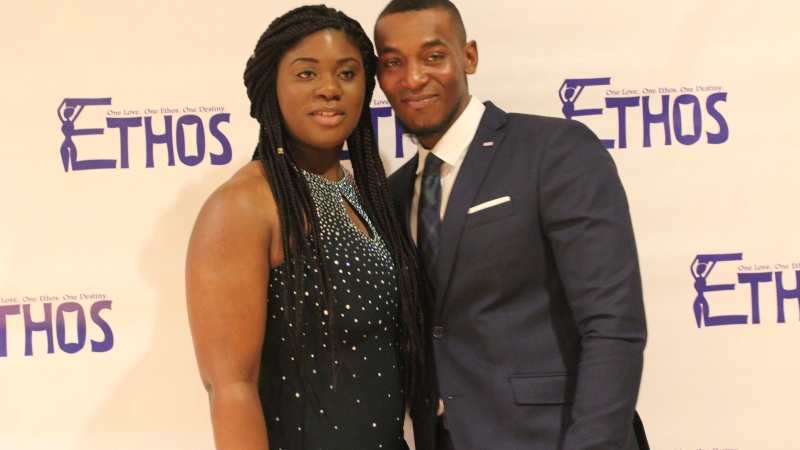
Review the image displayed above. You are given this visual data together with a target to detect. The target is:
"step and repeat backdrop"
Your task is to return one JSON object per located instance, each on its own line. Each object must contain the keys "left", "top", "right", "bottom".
{"left": 1, "top": 1, "right": 798, "bottom": 449}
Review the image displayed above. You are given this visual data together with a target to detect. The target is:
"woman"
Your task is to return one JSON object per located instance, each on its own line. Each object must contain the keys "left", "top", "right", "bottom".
{"left": 186, "top": 6, "right": 425, "bottom": 449}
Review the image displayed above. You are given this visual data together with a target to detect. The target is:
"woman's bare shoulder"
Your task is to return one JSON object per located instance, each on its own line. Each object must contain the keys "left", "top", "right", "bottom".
{"left": 199, "top": 161, "right": 277, "bottom": 230}
{"left": 189, "top": 160, "right": 281, "bottom": 263}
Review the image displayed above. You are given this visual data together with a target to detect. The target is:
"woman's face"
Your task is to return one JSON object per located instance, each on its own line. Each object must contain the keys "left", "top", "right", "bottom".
{"left": 276, "top": 28, "right": 365, "bottom": 152}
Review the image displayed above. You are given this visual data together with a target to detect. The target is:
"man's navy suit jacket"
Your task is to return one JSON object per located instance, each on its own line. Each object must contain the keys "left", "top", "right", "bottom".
{"left": 388, "top": 102, "right": 648, "bottom": 450}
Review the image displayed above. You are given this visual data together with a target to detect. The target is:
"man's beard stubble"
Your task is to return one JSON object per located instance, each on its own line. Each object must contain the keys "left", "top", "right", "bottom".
{"left": 395, "top": 99, "right": 462, "bottom": 147}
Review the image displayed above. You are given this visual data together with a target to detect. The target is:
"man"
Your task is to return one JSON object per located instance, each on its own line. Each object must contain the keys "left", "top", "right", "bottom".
{"left": 374, "top": 1, "right": 649, "bottom": 449}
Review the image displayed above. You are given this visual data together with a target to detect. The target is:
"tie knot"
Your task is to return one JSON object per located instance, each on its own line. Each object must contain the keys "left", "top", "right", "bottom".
{"left": 422, "top": 153, "right": 444, "bottom": 176}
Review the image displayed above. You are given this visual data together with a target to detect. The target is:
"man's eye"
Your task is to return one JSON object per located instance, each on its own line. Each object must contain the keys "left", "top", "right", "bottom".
{"left": 383, "top": 59, "right": 400, "bottom": 68}
{"left": 428, "top": 54, "right": 444, "bottom": 62}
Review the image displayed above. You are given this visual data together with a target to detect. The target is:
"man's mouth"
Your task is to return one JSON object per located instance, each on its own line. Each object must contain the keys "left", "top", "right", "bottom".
{"left": 403, "top": 95, "right": 437, "bottom": 109}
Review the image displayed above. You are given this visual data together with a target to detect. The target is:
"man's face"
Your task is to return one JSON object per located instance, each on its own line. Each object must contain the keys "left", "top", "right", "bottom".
{"left": 375, "top": 8, "right": 477, "bottom": 148}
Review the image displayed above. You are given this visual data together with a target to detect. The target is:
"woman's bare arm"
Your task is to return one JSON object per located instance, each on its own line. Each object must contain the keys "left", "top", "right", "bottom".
{"left": 186, "top": 162, "right": 282, "bottom": 449}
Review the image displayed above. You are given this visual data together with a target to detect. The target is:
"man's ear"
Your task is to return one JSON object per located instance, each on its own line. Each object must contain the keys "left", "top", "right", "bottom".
{"left": 464, "top": 40, "right": 478, "bottom": 75}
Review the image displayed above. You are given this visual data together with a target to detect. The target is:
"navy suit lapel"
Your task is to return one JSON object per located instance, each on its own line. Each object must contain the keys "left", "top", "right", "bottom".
{"left": 436, "top": 103, "right": 508, "bottom": 317}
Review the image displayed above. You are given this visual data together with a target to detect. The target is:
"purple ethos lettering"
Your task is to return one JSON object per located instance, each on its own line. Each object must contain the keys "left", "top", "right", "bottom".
{"left": 145, "top": 115, "right": 175, "bottom": 167}
{"left": 59, "top": 98, "right": 232, "bottom": 171}
{"left": 175, "top": 115, "right": 206, "bottom": 166}
{"left": 56, "top": 302, "right": 86, "bottom": 354}
{"left": 705, "top": 93, "right": 729, "bottom": 144}
{"left": 106, "top": 117, "right": 142, "bottom": 169}
{"left": 0, "top": 305, "right": 21, "bottom": 357}
{"left": 368, "top": 107, "right": 406, "bottom": 159}
{"left": 24, "top": 303, "right": 54, "bottom": 355}
{"left": 559, "top": 79, "right": 729, "bottom": 148}
{"left": 737, "top": 272, "right": 772, "bottom": 324}
{"left": 605, "top": 97, "right": 640, "bottom": 149}
{"left": 208, "top": 114, "right": 232, "bottom": 165}
{"left": 90, "top": 301, "right": 114, "bottom": 352}
{"left": 775, "top": 271, "right": 800, "bottom": 324}
{"left": 673, "top": 94, "right": 702, "bottom": 145}
{"left": 0, "top": 300, "right": 113, "bottom": 357}
{"left": 643, "top": 95, "right": 671, "bottom": 147}
{"left": 141, "top": 114, "right": 232, "bottom": 168}
{"left": 737, "top": 270, "right": 800, "bottom": 325}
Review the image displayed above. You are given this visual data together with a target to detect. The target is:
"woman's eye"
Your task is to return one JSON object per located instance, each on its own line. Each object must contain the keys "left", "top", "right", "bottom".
{"left": 297, "top": 70, "right": 316, "bottom": 79}
{"left": 339, "top": 70, "right": 356, "bottom": 80}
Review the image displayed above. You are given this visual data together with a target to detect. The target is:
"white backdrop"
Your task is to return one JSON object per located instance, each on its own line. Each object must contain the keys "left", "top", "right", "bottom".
{"left": 1, "top": 1, "right": 799, "bottom": 449}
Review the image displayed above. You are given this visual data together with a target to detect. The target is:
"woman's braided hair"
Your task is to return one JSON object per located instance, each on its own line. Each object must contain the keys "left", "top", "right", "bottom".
{"left": 243, "top": 5, "right": 425, "bottom": 403}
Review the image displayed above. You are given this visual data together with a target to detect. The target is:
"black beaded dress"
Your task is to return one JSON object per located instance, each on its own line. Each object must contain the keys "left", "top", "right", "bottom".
{"left": 258, "top": 168, "right": 407, "bottom": 450}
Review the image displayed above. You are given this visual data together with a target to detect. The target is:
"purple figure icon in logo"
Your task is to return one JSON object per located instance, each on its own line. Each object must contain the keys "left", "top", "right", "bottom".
{"left": 58, "top": 98, "right": 115, "bottom": 171}
{"left": 559, "top": 78, "right": 610, "bottom": 120}
{"left": 691, "top": 253, "right": 748, "bottom": 327}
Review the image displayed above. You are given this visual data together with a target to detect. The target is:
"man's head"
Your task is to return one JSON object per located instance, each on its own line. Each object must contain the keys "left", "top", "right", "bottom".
{"left": 375, "top": 0, "right": 478, "bottom": 149}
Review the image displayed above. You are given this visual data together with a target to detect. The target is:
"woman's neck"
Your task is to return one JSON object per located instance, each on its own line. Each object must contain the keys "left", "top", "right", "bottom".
{"left": 290, "top": 139, "right": 344, "bottom": 181}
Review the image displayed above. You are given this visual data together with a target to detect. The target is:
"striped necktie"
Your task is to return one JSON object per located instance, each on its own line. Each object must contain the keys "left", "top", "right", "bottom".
{"left": 417, "top": 153, "right": 445, "bottom": 289}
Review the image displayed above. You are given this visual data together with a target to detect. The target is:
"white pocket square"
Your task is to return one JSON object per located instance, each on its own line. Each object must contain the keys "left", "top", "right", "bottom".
{"left": 467, "top": 196, "right": 511, "bottom": 214}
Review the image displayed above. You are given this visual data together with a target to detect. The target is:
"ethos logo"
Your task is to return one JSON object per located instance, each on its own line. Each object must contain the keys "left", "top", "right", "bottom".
{"left": 691, "top": 254, "right": 800, "bottom": 328}
{"left": 560, "top": 78, "right": 728, "bottom": 149}
{"left": 0, "top": 294, "right": 113, "bottom": 356}
{"left": 366, "top": 100, "right": 406, "bottom": 160}
{"left": 58, "top": 98, "right": 232, "bottom": 172}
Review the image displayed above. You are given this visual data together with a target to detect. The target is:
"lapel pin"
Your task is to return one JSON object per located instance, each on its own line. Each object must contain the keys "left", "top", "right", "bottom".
{"left": 482, "top": 141, "right": 494, "bottom": 147}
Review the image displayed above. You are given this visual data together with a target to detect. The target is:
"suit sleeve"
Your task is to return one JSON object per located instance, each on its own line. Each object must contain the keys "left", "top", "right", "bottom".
{"left": 537, "top": 119, "right": 647, "bottom": 449}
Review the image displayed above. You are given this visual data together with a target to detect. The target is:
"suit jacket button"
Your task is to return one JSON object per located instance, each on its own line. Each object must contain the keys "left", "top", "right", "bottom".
{"left": 424, "top": 398, "right": 431, "bottom": 407}
{"left": 432, "top": 326, "right": 444, "bottom": 339}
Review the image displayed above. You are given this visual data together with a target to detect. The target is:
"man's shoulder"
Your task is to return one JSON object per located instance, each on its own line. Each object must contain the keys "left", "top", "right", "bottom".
{"left": 506, "top": 111, "right": 588, "bottom": 136}
{"left": 483, "top": 102, "right": 592, "bottom": 141}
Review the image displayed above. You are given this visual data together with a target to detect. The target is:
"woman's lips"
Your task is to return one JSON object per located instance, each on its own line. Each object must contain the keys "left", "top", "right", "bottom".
{"left": 310, "top": 110, "right": 345, "bottom": 127}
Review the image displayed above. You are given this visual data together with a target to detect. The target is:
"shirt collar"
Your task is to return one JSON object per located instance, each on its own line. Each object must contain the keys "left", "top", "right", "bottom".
{"left": 415, "top": 96, "right": 485, "bottom": 175}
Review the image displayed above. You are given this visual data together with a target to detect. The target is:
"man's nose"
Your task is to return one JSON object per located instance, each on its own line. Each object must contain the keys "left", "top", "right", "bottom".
{"left": 402, "top": 60, "right": 428, "bottom": 90}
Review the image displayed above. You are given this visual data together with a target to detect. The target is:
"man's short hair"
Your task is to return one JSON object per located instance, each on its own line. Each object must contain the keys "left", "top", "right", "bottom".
{"left": 378, "top": 0, "right": 467, "bottom": 44}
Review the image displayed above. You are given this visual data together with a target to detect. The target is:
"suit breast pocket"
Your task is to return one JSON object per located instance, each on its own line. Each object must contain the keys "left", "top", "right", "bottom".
{"left": 464, "top": 197, "right": 516, "bottom": 229}
{"left": 509, "top": 373, "right": 577, "bottom": 405}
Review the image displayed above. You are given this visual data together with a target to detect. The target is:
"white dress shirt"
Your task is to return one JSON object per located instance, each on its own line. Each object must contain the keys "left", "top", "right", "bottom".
{"left": 410, "top": 96, "right": 486, "bottom": 244}
{"left": 407, "top": 96, "right": 485, "bottom": 419}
